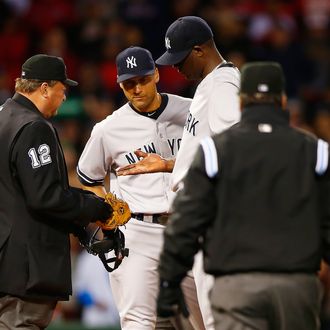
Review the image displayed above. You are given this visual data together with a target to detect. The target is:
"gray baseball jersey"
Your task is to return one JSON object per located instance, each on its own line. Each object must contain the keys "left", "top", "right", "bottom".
{"left": 172, "top": 64, "right": 241, "bottom": 191}
{"left": 77, "top": 93, "right": 191, "bottom": 213}
{"left": 77, "top": 93, "right": 191, "bottom": 329}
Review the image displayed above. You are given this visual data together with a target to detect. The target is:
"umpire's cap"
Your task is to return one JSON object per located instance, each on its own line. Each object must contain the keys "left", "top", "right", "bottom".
{"left": 21, "top": 54, "right": 78, "bottom": 86}
{"left": 116, "top": 46, "right": 155, "bottom": 83}
{"left": 240, "top": 62, "right": 285, "bottom": 95}
{"left": 156, "top": 16, "right": 213, "bottom": 66}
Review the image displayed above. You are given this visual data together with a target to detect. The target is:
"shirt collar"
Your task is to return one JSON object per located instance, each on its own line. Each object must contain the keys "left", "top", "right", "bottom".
{"left": 12, "top": 93, "right": 43, "bottom": 117}
{"left": 129, "top": 93, "right": 168, "bottom": 120}
{"left": 241, "top": 104, "right": 289, "bottom": 126}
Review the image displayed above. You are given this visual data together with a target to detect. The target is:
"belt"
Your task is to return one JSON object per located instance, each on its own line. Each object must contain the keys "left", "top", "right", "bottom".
{"left": 132, "top": 213, "right": 169, "bottom": 225}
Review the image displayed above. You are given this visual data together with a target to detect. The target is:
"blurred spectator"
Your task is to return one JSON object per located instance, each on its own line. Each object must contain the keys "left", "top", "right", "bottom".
{"left": 118, "top": 0, "right": 168, "bottom": 55}
{"left": 99, "top": 18, "right": 143, "bottom": 93}
{"left": 82, "top": 94, "right": 115, "bottom": 124}
{"left": 201, "top": 0, "right": 250, "bottom": 57}
{"left": 299, "top": 0, "right": 330, "bottom": 31}
{"left": 246, "top": 0, "right": 297, "bottom": 43}
{"left": 169, "top": 0, "right": 202, "bottom": 18}
{"left": 74, "top": 0, "right": 115, "bottom": 62}
{"left": 0, "top": 15, "right": 30, "bottom": 84}
{"left": 253, "top": 23, "right": 311, "bottom": 99}
{"left": 62, "top": 142, "right": 83, "bottom": 189}
{"left": 38, "top": 26, "right": 80, "bottom": 85}
{"left": 3, "top": 0, "right": 31, "bottom": 16}
{"left": 24, "top": 0, "right": 77, "bottom": 33}
{"left": 81, "top": 94, "right": 116, "bottom": 146}
{"left": 0, "top": 68, "right": 11, "bottom": 104}
{"left": 301, "top": 11, "right": 330, "bottom": 102}
{"left": 73, "top": 249, "right": 120, "bottom": 328}
{"left": 77, "top": 62, "right": 107, "bottom": 97}
{"left": 300, "top": 101, "right": 330, "bottom": 142}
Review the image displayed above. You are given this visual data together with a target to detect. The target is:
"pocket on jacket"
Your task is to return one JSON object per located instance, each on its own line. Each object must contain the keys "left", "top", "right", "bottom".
{"left": 26, "top": 242, "right": 71, "bottom": 298}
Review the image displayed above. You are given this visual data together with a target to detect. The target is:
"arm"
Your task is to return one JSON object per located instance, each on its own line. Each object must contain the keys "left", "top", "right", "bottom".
{"left": 81, "top": 184, "right": 107, "bottom": 199}
{"left": 116, "top": 150, "right": 175, "bottom": 176}
{"left": 12, "top": 121, "right": 111, "bottom": 226}
{"left": 77, "top": 124, "right": 110, "bottom": 197}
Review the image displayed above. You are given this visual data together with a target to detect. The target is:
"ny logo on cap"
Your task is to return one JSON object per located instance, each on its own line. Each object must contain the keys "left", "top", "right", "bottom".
{"left": 126, "top": 56, "right": 137, "bottom": 69}
{"left": 257, "top": 84, "right": 269, "bottom": 92}
{"left": 165, "top": 37, "right": 171, "bottom": 50}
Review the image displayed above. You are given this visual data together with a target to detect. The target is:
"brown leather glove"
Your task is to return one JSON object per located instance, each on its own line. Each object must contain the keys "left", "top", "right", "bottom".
{"left": 96, "top": 192, "right": 131, "bottom": 230}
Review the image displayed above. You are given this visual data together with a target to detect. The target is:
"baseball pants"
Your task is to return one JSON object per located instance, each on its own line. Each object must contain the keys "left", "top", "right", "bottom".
{"left": 210, "top": 272, "right": 323, "bottom": 330}
{"left": 110, "top": 218, "right": 204, "bottom": 330}
{"left": 192, "top": 251, "right": 215, "bottom": 330}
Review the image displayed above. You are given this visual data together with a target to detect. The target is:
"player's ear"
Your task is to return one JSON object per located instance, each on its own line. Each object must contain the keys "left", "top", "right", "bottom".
{"left": 154, "top": 67, "right": 160, "bottom": 83}
{"left": 192, "top": 46, "right": 203, "bottom": 57}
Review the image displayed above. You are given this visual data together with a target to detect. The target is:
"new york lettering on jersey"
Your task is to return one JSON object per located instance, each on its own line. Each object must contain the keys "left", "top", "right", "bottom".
{"left": 124, "top": 139, "right": 182, "bottom": 164}
{"left": 167, "top": 138, "right": 181, "bottom": 155}
{"left": 184, "top": 112, "right": 199, "bottom": 136}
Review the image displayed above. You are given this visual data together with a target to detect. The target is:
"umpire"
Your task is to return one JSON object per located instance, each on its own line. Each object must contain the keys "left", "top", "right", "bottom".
{"left": 157, "top": 61, "right": 330, "bottom": 330}
{"left": 0, "top": 54, "right": 112, "bottom": 329}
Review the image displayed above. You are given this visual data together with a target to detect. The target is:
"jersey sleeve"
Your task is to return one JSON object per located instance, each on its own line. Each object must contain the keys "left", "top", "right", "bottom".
{"left": 77, "top": 124, "right": 109, "bottom": 186}
{"left": 208, "top": 73, "right": 240, "bottom": 134}
{"left": 11, "top": 121, "right": 105, "bottom": 226}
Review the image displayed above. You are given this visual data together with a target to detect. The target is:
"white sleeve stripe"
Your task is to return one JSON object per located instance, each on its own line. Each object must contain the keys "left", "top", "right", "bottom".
{"left": 200, "top": 136, "right": 218, "bottom": 178}
{"left": 316, "top": 139, "right": 329, "bottom": 175}
{"left": 76, "top": 166, "right": 104, "bottom": 184}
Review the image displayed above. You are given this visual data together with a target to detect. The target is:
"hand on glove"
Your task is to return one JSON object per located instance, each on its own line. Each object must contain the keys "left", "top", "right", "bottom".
{"left": 86, "top": 194, "right": 113, "bottom": 222}
{"left": 95, "top": 192, "right": 131, "bottom": 230}
{"left": 157, "top": 279, "right": 189, "bottom": 318}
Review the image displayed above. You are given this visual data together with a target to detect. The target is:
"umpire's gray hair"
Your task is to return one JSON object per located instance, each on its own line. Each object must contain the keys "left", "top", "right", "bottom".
{"left": 15, "top": 78, "right": 57, "bottom": 93}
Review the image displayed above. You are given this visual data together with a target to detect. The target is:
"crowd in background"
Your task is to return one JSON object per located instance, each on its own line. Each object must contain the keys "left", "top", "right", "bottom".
{"left": 0, "top": 0, "right": 329, "bottom": 328}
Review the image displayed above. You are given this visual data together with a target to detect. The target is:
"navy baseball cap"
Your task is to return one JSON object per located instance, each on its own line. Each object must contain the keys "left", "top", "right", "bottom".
{"left": 156, "top": 16, "right": 213, "bottom": 66}
{"left": 21, "top": 54, "right": 78, "bottom": 86}
{"left": 116, "top": 46, "right": 155, "bottom": 83}
{"left": 240, "top": 62, "right": 285, "bottom": 95}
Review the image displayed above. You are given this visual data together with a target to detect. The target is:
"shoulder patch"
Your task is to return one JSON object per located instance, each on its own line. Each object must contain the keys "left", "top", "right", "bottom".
{"left": 316, "top": 139, "right": 329, "bottom": 175}
{"left": 200, "top": 136, "right": 218, "bottom": 178}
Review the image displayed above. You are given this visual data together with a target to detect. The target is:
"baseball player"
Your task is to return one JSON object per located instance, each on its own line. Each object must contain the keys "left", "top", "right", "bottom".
{"left": 117, "top": 16, "right": 241, "bottom": 330}
{"left": 77, "top": 46, "right": 204, "bottom": 330}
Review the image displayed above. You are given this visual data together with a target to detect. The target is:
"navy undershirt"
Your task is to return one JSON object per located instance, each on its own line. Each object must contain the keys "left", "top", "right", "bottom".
{"left": 129, "top": 93, "right": 169, "bottom": 120}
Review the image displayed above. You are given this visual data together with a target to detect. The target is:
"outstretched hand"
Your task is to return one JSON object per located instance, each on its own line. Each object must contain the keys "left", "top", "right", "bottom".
{"left": 117, "top": 150, "right": 174, "bottom": 176}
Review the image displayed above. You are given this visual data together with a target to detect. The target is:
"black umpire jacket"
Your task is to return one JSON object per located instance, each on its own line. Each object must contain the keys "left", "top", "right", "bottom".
{"left": 0, "top": 93, "right": 103, "bottom": 301}
{"left": 159, "top": 104, "right": 330, "bottom": 283}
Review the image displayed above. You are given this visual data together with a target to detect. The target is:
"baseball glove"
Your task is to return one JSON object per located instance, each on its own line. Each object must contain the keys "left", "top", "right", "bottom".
{"left": 96, "top": 192, "right": 131, "bottom": 230}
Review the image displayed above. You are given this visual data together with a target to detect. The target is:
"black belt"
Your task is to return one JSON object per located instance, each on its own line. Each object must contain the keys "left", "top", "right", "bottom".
{"left": 132, "top": 213, "right": 169, "bottom": 225}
